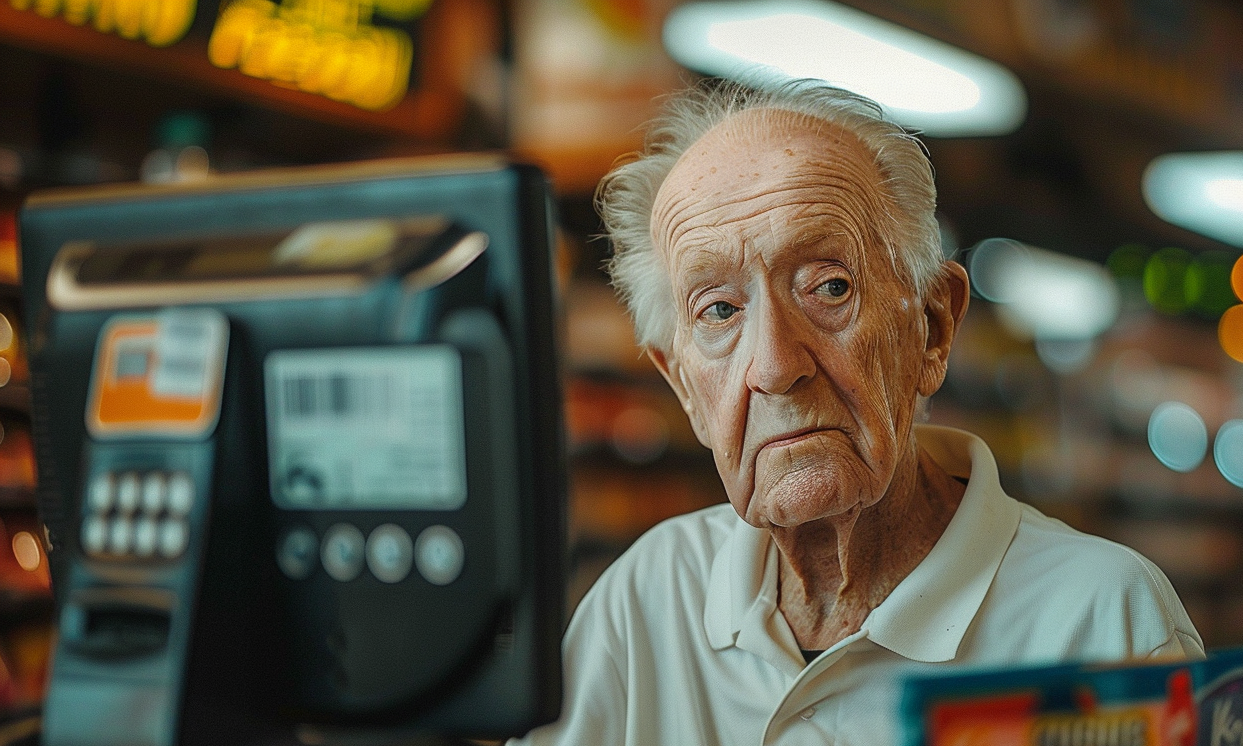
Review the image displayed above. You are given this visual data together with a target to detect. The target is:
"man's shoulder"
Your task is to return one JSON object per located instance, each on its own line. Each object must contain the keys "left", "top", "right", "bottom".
{"left": 1008, "top": 504, "right": 1163, "bottom": 584}
{"left": 985, "top": 502, "right": 1203, "bottom": 659}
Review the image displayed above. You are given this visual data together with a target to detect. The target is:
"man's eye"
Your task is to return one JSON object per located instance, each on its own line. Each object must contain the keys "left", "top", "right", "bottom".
{"left": 816, "top": 278, "right": 850, "bottom": 298}
{"left": 704, "top": 301, "right": 741, "bottom": 321}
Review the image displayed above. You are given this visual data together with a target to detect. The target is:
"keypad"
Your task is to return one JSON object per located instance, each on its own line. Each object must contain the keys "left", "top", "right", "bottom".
{"left": 81, "top": 469, "right": 195, "bottom": 561}
{"left": 278, "top": 522, "right": 462, "bottom": 585}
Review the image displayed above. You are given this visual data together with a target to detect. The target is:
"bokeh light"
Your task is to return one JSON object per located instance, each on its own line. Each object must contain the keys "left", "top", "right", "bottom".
{"left": 1187, "top": 251, "right": 1239, "bottom": 317}
{"left": 1233, "top": 254, "right": 1243, "bottom": 302}
{"left": 1215, "top": 420, "right": 1243, "bottom": 488}
{"left": 0, "top": 314, "right": 13, "bottom": 352}
{"left": 1035, "top": 338, "right": 1095, "bottom": 375}
{"left": 970, "top": 238, "right": 1118, "bottom": 340}
{"left": 11, "top": 532, "right": 39, "bottom": 572}
{"left": 1220, "top": 305, "right": 1243, "bottom": 363}
{"left": 967, "top": 237, "right": 1026, "bottom": 303}
{"left": 1148, "top": 401, "right": 1208, "bottom": 472}
{"left": 1144, "top": 247, "right": 1193, "bottom": 315}
{"left": 1143, "top": 152, "right": 1243, "bottom": 247}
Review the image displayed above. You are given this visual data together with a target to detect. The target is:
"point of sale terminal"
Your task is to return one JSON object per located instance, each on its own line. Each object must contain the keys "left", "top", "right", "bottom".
{"left": 16, "top": 156, "right": 567, "bottom": 745}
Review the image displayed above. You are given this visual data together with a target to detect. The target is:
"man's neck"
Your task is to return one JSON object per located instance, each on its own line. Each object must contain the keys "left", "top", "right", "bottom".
{"left": 771, "top": 446, "right": 965, "bottom": 651}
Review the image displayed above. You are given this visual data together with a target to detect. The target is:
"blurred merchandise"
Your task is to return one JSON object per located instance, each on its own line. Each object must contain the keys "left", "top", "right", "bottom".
{"left": 901, "top": 646, "right": 1243, "bottom": 746}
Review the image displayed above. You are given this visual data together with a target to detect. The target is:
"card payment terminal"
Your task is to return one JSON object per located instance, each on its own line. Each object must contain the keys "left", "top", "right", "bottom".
{"left": 18, "top": 155, "right": 566, "bottom": 745}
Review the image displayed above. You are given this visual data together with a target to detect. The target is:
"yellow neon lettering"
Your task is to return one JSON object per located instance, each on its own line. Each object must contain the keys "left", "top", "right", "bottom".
{"left": 61, "top": 0, "right": 94, "bottom": 25}
{"left": 145, "top": 0, "right": 196, "bottom": 46}
{"left": 208, "top": 0, "right": 413, "bottom": 110}
{"left": 207, "top": 0, "right": 274, "bottom": 68}
{"left": 113, "top": 0, "right": 145, "bottom": 40}
{"left": 12, "top": 0, "right": 196, "bottom": 45}
{"left": 90, "top": 0, "right": 116, "bottom": 34}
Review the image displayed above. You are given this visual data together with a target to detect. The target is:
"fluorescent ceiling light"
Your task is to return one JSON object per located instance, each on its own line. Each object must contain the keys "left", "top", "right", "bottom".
{"left": 662, "top": 0, "right": 1027, "bottom": 137}
{"left": 1143, "top": 152, "right": 1243, "bottom": 248}
{"left": 968, "top": 238, "right": 1119, "bottom": 340}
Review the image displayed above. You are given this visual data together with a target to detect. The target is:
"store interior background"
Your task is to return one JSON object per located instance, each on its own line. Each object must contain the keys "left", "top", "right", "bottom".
{"left": 0, "top": 0, "right": 1241, "bottom": 719}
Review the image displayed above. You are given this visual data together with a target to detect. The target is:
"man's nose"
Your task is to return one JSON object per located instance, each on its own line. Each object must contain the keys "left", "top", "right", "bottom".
{"left": 743, "top": 297, "right": 817, "bottom": 395}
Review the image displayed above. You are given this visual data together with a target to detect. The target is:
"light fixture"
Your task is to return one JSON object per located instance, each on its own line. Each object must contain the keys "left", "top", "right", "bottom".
{"left": 662, "top": 0, "right": 1027, "bottom": 137}
{"left": 967, "top": 238, "right": 1120, "bottom": 341}
{"left": 1143, "top": 152, "right": 1243, "bottom": 248}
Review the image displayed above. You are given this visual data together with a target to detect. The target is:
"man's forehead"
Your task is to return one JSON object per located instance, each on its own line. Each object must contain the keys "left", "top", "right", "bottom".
{"left": 668, "top": 108, "right": 873, "bottom": 182}
{"left": 651, "top": 109, "right": 886, "bottom": 256}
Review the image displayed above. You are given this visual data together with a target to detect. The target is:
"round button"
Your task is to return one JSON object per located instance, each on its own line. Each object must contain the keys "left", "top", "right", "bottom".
{"left": 366, "top": 524, "right": 414, "bottom": 583}
{"left": 108, "top": 516, "right": 134, "bottom": 554}
{"left": 321, "top": 524, "right": 365, "bottom": 582}
{"left": 140, "top": 472, "right": 167, "bottom": 515}
{"left": 414, "top": 525, "right": 465, "bottom": 586}
{"left": 87, "top": 473, "right": 115, "bottom": 514}
{"left": 278, "top": 527, "right": 319, "bottom": 580}
{"left": 115, "top": 473, "right": 141, "bottom": 514}
{"left": 167, "top": 472, "right": 195, "bottom": 516}
{"left": 133, "top": 517, "right": 158, "bottom": 557}
{"left": 81, "top": 516, "right": 108, "bottom": 556}
{"left": 157, "top": 518, "right": 189, "bottom": 558}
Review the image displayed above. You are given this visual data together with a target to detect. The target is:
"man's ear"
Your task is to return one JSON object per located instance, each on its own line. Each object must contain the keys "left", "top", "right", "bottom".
{"left": 917, "top": 261, "right": 970, "bottom": 397}
{"left": 646, "top": 347, "right": 711, "bottom": 449}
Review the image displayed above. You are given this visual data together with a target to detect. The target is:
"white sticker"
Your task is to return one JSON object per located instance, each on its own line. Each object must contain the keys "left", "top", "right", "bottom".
{"left": 265, "top": 346, "right": 468, "bottom": 511}
{"left": 151, "top": 308, "right": 229, "bottom": 398}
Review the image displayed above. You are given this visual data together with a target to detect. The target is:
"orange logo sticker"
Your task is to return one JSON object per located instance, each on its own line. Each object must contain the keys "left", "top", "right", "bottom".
{"left": 87, "top": 309, "right": 229, "bottom": 439}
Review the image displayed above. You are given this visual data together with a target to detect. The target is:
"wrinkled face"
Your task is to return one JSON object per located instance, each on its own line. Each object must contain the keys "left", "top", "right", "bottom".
{"left": 650, "top": 111, "right": 940, "bottom": 530}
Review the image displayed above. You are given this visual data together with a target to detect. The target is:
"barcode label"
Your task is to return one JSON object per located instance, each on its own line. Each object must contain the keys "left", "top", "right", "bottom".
{"left": 280, "top": 373, "right": 395, "bottom": 419}
{"left": 264, "top": 346, "right": 467, "bottom": 511}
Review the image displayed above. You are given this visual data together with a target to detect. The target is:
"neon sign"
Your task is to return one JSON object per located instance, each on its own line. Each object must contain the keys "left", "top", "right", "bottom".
{"left": 208, "top": 0, "right": 420, "bottom": 111}
{"left": 8, "top": 0, "right": 198, "bottom": 46}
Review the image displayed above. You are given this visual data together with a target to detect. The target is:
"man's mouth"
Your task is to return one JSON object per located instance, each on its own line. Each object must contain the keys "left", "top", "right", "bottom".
{"left": 760, "top": 428, "right": 830, "bottom": 450}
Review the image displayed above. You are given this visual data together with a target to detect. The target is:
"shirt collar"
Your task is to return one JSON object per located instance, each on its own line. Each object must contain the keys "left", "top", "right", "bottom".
{"left": 703, "top": 425, "right": 1022, "bottom": 665}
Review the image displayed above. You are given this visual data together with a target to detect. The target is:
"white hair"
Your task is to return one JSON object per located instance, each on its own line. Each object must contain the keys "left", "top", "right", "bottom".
{"left": 596, "top": 77, "right": 945, "bottom": 352}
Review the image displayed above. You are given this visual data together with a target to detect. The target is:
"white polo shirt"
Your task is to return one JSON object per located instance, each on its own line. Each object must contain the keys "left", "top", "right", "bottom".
{"left": 515, "top": 425, "right": 1203, "bottom": 746}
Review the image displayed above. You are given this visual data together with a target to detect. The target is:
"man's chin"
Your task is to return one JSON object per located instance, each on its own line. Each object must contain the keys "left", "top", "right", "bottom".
{"left": 741, "top": 485, "right": 860, "bottom": 530}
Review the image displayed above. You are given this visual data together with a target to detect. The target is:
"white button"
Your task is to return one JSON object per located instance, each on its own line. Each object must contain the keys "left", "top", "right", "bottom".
{"left": 157, "top": 518, "right": 189, "bottom": 558}
{"left": 167, "top": 472, "right": 194, "bottom": 516}
{"left": 108, "top": 516, "right": 135, "bottom": 554}
{"left": 140, "top": 472, "right": 167, "bottom": 514}
{"left": 81, "top": 516, "right": 108, "bottom": 555}
{"left": 321, "top": 524, "right": 365, "bottom": 582}
{"left": 115, "top": 473, "right": 141, "bottom": 514}
{"left": 133, "top": 517, "right": 158, "bottom": 557}
{"left": 366, "top": 524, "right": 414, "bottom": 583}
{"left": 800, "top": 707, "right": 816, "bottom": 721}
{"left": 87, "top": 473, "right": 115, "bottom": 514}
{"left": 414, "top": 525, "right": 464, "bottom": 586}
{"left": 277, "top": 528, "right": 318, "bottom": 580}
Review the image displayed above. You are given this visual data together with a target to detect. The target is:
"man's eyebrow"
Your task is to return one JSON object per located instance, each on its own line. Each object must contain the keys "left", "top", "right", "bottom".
{"left": 674, "top": 243, "right": 738, "bottom": 289}
{"left": 784, "top": 226, "right": 850, "bottom": 255}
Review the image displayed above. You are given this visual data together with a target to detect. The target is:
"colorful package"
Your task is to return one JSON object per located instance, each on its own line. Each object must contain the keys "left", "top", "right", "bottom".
{"left": 902, "top": 648, "right": 1243, "bottom": 746}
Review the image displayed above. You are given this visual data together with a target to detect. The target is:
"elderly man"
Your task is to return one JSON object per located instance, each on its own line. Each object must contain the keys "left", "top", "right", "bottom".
{"left": 518, "top": 79, "right": 1202, "bottom": 746}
